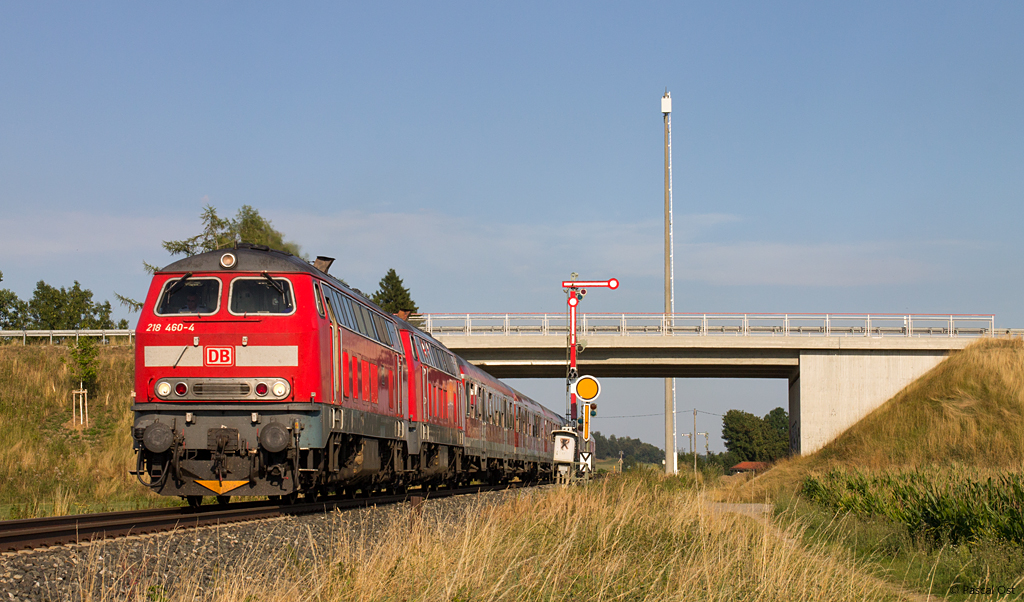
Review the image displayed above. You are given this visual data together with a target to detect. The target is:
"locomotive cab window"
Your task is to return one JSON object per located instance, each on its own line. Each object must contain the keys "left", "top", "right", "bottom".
{"left": 155, "top": 277, "right": 221, "bottom": 316}
{"left": 229, "top": 277, "right": 295, "bottom": 315}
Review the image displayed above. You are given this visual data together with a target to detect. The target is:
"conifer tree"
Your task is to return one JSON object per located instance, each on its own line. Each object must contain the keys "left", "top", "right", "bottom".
{"left": 371, "top": 269, "right": 419, "bottom": 315}
{"left": 160, "top": 204, "right": 303, "bottom": 260}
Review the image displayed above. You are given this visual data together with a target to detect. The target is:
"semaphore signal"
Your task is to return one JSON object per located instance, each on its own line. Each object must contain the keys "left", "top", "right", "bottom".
{"left": 562, "top": 274, "right": 616, "bottom": 427}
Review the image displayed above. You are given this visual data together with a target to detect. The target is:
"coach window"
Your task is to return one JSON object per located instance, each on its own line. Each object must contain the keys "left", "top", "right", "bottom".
{"left": 338, "top": 296, "right": 355, "bottom": 330}
{"left": 357, "top": 305, "right": 377, "bottom": 340}
{"left": 419, "top": 340, "right": 433, "bottom": 368}
{"left": 156, "top": 277, "right": 221, "bottom": 316}
{"left": 341, "top": 293, "right": 357, "bottom": 330}
{"left": 386, "top": 322, "right": 402, "bottom": 353}
{"left": 323, "top": 293, "right": 337, "bottom": 324}
{"left": 324, "top": 289, "right": 341, "bottom": 324}
{"left": 372, "top": 314, "right": 391, "bottom": 346}
{"left": 229, "top": 277, "right": 294, "bottom": 315}
{"left": 349, "top": 301, "right": 367, "bottom": 335}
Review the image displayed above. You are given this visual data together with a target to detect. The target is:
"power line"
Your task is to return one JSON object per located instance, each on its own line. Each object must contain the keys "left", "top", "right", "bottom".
{"left": 595, "top": 409, "right": 724, "bottom": 420}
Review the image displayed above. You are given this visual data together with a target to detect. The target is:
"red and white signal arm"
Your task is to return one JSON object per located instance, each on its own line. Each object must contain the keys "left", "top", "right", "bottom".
{"left": 570, "top": 375, "right": 601, "bottom": 401}
{"left": 561, "top": 278, "right": 618, "bottom": 289}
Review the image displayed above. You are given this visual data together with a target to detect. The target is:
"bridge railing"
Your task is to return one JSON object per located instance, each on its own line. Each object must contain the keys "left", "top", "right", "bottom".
{"left": 418, "top": 313, "right": 1000, "bottom": 338}
{"left": 0, "top": 314, "right": 1006, "bottom": 344}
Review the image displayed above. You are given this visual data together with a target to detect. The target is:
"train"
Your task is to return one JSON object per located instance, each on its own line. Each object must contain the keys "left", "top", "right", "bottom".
{"left": 131, "top": 243, "right": 578, "bottom": 506}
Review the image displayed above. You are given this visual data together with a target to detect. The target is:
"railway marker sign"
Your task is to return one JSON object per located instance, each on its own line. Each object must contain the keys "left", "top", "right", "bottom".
{"left": 570, "top": 375, "right": 601, "bottom": 402}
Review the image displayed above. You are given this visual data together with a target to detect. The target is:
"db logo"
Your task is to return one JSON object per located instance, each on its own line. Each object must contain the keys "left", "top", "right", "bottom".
{"left": 204, "top": 346, "right": 234, "bottom": 367}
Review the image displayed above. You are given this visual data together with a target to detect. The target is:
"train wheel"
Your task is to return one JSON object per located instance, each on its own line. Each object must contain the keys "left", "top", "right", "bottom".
{"left": 186, "top": 495, "right": 203, "bottom": 509}
{"left": 216, "top": 495, "right": 230, "bottom": 506}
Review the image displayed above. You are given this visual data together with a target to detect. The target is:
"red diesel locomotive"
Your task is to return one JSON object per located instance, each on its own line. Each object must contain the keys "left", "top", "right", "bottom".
{"left": 132, "top": 244, "right": 565, "bottom": 505}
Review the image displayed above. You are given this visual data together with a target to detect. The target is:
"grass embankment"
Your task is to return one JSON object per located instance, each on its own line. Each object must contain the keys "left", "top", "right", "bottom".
{"left": 0, "top": 344, "right": 171, "bottom": 518}
{"left": 82, "top": 470, "right": 909, "bottom": 602}
{"left": 727, "top": 338, "right": 1024, "bottom": 600}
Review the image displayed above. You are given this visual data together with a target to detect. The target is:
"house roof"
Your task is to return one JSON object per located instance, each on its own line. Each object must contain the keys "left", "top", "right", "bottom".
{"left": 731, "top": 461, "right": 770, "bottom": 472}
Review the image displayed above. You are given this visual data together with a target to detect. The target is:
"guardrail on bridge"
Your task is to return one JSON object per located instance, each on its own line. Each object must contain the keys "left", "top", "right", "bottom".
{"left": 1, "top": 314, "right": 1016, "bottom": 345}
{"left": 418, "top": 313, "right": 1003, "bottom": 338}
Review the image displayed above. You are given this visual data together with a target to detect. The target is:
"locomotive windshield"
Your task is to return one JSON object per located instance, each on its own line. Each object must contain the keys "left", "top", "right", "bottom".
{"left": 155, "top": 278, "right": 221, "bottom": 316}
{"left": 230, "top": 277, "right": 294, "bottom": 315}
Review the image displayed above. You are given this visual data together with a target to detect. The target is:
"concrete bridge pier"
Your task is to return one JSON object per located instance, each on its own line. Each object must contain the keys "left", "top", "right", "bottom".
{"left": 790, "top": 349, "right": 950, "bottom": 455}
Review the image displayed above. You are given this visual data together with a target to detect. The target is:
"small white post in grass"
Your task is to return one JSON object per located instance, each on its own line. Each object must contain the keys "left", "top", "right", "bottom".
{"left": 72, "top": 381, "right": 88, "bottom": 427}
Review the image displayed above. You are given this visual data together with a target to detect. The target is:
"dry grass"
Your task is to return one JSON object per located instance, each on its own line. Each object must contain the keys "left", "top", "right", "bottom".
{"left": 77, "top": 471, "right": 912, "bottom": 602}
{"left": 723, "top": 338, "right": 1024, "bottom": 504}
{"left": 816, "top": 337, "right": 1024, "bottom": 470}
{"left": 0, "top": 343, "right": 168, "bottom": 517}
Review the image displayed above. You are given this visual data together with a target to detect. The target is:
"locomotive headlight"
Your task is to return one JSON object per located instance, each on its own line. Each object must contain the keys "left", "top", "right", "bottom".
{"left": 174, "top": 382, "right": 188, "bottom": 396}
{"left": 156, "top": 382, "right": 172, "bottom": 398}
{"left": 272, "top": 381, "right": 287, "bottom": 397}
{"left": 255, "top": 382, "right": 269, "bottom": 396}
{"left": 220, "top": 252, "right": 237, "bottom": 269}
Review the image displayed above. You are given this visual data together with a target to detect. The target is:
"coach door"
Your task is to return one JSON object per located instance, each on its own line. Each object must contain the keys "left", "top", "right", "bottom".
{"left": 317, "top": 282, "right": 340, "bottom": 404}
{"left": 323, "top": 292, "right": 343, "bottom": 403}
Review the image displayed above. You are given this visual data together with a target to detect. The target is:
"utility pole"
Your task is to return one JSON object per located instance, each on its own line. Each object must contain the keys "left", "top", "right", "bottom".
{"left": 662, "top": 90, "right": 676, "bottom": 475}
{"left": 697, "top": 431, "right": 708, "bottom": 475}
{"left": 693, "top": 408, "right": 697, "bottom": 474}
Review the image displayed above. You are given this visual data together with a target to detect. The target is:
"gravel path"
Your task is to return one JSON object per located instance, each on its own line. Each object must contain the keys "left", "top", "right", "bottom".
{"left": 0, "top": 487, "right": 541, "bottom": 602}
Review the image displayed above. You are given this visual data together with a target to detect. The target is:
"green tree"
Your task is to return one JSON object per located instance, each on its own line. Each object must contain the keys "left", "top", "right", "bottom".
{"left": 763, "top": 407, "right": 790, "bottom": 461}
{"left": 27, "top": 281, "right": 117, "bottom": 330}
{"left": 721, "top": 407, "right": 790, "bottom": 463}
{"left": 721, "top": 409, "right": 766, "bottom": 462}
{"left": 126, "top": 204, "right": 305, "bottom": 307}
{"left": 593, "top": 431, "right": 663, "bottom": 465}
{"left": 160, "top": 204, "right": 303, "bottom": 260}
{"left": 68, "top": 337, "right": 99, "bottom": 392}
{"left": 371, "top": 269, "right": 419, "bottom": 315}
{"left": 0, "top": 271, "right": 29, "bottom": 329}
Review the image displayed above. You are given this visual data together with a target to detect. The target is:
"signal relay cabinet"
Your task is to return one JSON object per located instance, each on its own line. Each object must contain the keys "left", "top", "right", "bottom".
{"left": 552, "top": 428, "right": 589, "bottom": 485}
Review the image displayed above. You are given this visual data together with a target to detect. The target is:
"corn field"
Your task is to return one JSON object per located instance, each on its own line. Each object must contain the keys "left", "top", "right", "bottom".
{"left": 801, "top": 468, "right": 1024, "bottom": 546}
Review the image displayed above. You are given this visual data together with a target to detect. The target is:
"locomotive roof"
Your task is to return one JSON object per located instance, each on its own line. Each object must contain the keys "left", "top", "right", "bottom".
{"left": 157, "top": 243, "right": 381, "bottom": 309}
{"left": 159, "top": 244, "right": 320, "bottom": 276}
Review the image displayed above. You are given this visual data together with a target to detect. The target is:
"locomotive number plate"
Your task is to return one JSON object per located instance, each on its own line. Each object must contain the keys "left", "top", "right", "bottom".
{"left": 204, "top": 346, "right": 235, "bottom": 367}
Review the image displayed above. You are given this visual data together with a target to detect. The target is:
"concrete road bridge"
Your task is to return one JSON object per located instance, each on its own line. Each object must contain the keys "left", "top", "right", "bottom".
{"left": 419, "top": 313, "right": 1016, "bottom": 455}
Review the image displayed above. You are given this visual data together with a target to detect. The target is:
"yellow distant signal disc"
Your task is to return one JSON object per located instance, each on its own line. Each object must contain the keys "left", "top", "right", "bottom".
{"left": 572, "top": 375, "right": 601, "bottom": 401}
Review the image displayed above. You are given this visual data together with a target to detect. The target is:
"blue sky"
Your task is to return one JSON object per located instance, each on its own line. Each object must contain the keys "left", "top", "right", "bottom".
{"left": 2, "top": 3, "right": 1022, "bottom": 452}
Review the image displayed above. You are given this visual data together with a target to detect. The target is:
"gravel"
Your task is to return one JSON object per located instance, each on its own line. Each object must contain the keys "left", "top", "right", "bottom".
{"left": 0, "top": 487, "right": 542, "bottom": 602}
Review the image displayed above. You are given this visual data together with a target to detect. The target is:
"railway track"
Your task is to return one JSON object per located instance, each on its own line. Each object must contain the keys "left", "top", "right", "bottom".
{"left": 0, "top": 481, "right": 545, "bottom": 553}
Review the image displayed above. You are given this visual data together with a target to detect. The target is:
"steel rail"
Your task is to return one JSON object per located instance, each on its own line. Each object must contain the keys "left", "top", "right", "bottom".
{"left": 0, "top": 482, "right": 545, "bottom": 553}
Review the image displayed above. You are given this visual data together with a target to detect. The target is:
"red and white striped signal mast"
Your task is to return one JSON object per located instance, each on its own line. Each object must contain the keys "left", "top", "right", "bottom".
{"left": 562, "top": 274, "right": 618, "bottom": 423}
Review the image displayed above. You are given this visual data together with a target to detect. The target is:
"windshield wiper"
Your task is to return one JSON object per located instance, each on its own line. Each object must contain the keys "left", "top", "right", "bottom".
{"left": 261, "top": 272, "right": 292, "bottom": 308}
{"left": 166, "top": 272, "right": 193, "bottom": 297}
